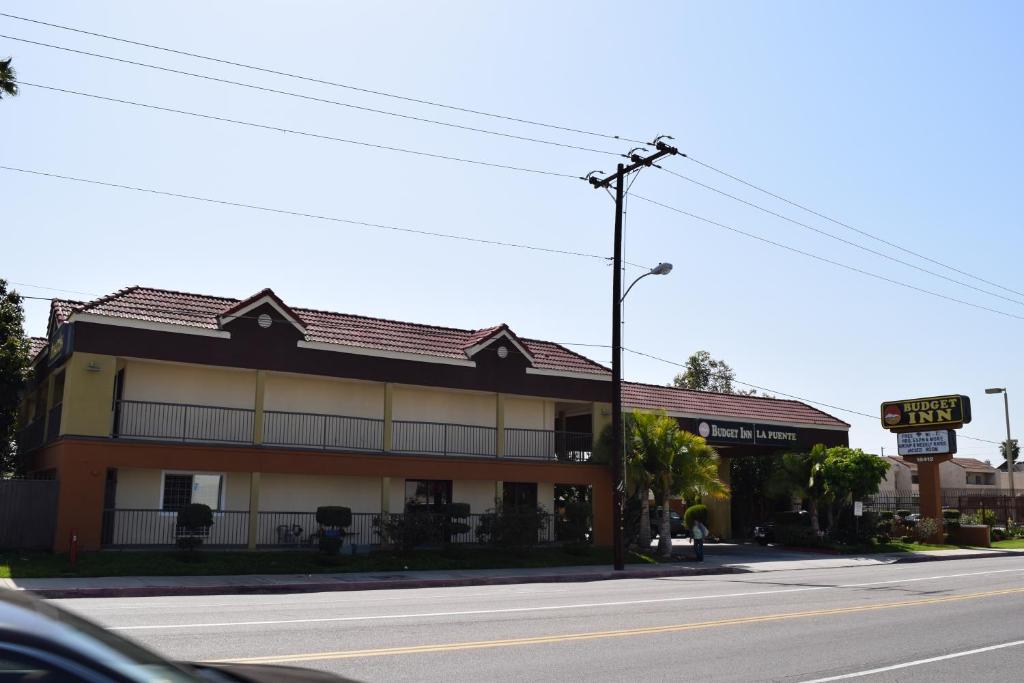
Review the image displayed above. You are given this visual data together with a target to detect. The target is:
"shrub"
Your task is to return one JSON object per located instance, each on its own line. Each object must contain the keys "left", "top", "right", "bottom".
{"left": 895, "top": 509, "right": 911, "bottom": 520}
{"left": 911, "top": 517, "right": 941, "bottom": 543}
{"left": 773, "top": 510, "right": 811, "bottom": 527}
{"left": 992, "top": 527, "right": 1008, "bottom": 542}
{"left": 476, "top": 505, "right": 551, "bottom": 549}
{"left": 961, "top": 510, "right": 996, "bottom": 527}
{"left": 557, "top": 501, "right": 591, "bottom": 544}
{"left": 316, "top": 506, "right": 352, "bottom": 528}
{"left": 879, "top": 510, "right": 895, "bottom": 521}
{"left": 175, "top": 504, "right": 213, "bottom": 552}
{"left": 775, "top": 524, "right": 822, "bottom": 548}
{"left": 942, "top": 509, "right": 961, "bottom": 530}
{"left": 683, "top": 504, "right": 708, "bottom": 529}
{"left": 376, "top": 504, "right": 471, "bottom": 552}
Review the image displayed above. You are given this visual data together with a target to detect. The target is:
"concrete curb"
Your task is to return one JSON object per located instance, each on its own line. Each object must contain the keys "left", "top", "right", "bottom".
{"left": 27, "top": 565, "right": 743, "bottom": 600}
{"left": 891, "top": 550, "right": 1021, "bottom": 564}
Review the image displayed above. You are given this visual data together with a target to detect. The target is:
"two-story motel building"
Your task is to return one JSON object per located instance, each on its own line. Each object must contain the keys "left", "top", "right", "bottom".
{"left": 17, "top": 287, "right": 849, "bottom": 552}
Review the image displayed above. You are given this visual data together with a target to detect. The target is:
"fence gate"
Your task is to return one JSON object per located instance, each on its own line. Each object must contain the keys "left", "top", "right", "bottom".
{"left": 0, "top": 479, "right": 59, "bottom": 550}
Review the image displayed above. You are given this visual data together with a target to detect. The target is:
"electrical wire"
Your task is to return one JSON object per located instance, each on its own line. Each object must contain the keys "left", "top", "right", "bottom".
{"left": 0, "top": 11, "right": 647, "bottom": 145}
{"left": 657, "top": 166, "right": 1024, "bottom": 308}
{"left": 684, "top": 155, "right": 1024, "bottom": 299}
{"left": 0, "top": 165, "right": 613, "bottom": 261}
{"left": 0, "top": 34, "right": 623, "bottom": 157}
{"left": 19, "top": 82, "right": 581, "bottom": 179}
{"left": 630, "top": 192, "right": 1024, "bottom": 323}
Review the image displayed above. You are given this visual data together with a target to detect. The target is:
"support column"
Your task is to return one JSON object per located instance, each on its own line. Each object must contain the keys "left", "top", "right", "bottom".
{"left": 252, "top": 371, "right": 266, "bottom": 445}
{"left": 383, "top": 383, "right": 394, "bottom": 452}
{"left": 381, "top": 477, "right": 391, "bottom": 514}
{"left": 247, "top": 472, "right": 261, "bottom": 550}
{"left": 591, "top": 475, "right": 614, "bottom": 546}
{"left": 42, "top": 373, "right": 56, "bottom": 440}
{"left": 52, "top": 453, "right": 107, "bottom": 552}
{"left": 495, "top": 393, "right": 505, "bottom": 457}
{"left": 916, "top": 455, "right": 948, "bottom": 544}
{"left": 705, "top": 457, "right": 733, "bottom": 540}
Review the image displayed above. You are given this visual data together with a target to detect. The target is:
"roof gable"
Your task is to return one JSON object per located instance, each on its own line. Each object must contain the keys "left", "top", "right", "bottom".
{"left": 462, "top": 324, "right": 535, "bottom": 365}
{"left": 218, "top": 288, "right": 307, "bottom": 334}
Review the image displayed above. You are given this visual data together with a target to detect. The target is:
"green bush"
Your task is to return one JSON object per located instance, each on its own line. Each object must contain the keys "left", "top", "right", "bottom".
{"left": 942, "top": 509, "right": 961, "bottom": 530}
{"left": 961, "top": 510, "right": 997, "bottom": 527}
{"left": 476, "top": 506, "right": 551, "bottom": 549}
{"left": 895, "top": 509, "right": 911, "bottom": 519}
{"left": 316, "top": 506, "right": 352, "bottom": 528}
{"left": 557, "top": 501, "right": 591, "bottom": 544}
{"left": 376, "top": 504, "right": 472, "bottom": 552}
{"left": 175, "top": 504, "right": 213, "bottom": 552}
{"left": 879, "top": 510, "right": 895, "bottom": 522}
{"left": 912, "top": 517, "right": 941, "bottom": 543}
{"left": 683, "top": 504, "right": 708, "bottom": 529}
{"left": 991, "top": 527, "right": 1008, "bottom": 542}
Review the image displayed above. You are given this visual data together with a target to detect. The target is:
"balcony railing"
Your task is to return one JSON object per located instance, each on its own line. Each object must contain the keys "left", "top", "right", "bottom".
{"left": 16, "top": 419, "right": 45, "bottom": 453}
{"left": 393, "top": 420, "right": 496, "bottom": 457}
{"left": 112, "top": 400, "right": 592, "bottom": 462}
{"left": 115, "top": 400, "right": 254, "bottom": 444}
{"left": 505, "top": 429, "right": 593, "bottom": 463}
{"left": 263, "top": 410, "right": 384, "bottom": 451}
{"left": 45, "top": 403, "right": 62, "bottom": 443}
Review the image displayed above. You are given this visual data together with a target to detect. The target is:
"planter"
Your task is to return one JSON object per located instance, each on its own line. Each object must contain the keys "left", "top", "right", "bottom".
{"left": 947, "top": 524, "right": 990, "bottom": 548}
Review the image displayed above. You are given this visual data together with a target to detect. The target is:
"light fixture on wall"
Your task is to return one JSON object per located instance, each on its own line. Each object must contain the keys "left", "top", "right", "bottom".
{"left": 86, "top": 361, "right": 101, "bottom": 372}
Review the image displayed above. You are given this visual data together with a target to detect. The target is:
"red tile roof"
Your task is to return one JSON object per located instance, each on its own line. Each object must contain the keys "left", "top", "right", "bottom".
{"left": 948, "top": 457, "right": 996, "bottom": 471}
{"left": 622, "top": 381, "right": 849, "bottom": 428}
{"left": 57, "top": 286, "right": 610, "bottom": 375}
{"left": 28, "top": 337, "right": 47, "bottom": 360}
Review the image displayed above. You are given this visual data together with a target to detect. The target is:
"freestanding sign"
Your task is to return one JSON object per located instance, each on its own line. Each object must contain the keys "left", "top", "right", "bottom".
{"left": 880, "top": 395, "right": 971, "bottom": 431}
{"left": 881, "top": 393, "right": 971, "bottom": 544}
{"left": 896, "top": 429, "right": 957, "bottom": 457}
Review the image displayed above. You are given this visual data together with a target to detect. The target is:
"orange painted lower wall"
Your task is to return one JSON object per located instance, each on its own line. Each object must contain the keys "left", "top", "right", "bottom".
{"left": 34, "top": 438, "right": 614, "bottom": 551}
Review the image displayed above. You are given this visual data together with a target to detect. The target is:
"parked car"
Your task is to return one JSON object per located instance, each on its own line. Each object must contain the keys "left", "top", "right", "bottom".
{"left": 650, "top": 508, "right": 687, "bottom": 538}
{"left": 0, "top": 588, "right": 353, "bottom": 682}
{"left": 753, "top": 510, "right": 811, "bottom": 545}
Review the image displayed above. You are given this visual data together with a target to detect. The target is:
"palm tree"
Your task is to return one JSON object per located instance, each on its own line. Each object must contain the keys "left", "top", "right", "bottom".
{"left": 631, "top": 411, "right": 728, "bottom": 557}
{"left": 0, "top": 58, "right": 18, "bottom": 99}
{"left": 767, "top": 444, "right": 829, "bottom": 532}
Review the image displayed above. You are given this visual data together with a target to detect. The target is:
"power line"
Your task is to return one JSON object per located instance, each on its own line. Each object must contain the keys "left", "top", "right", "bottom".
{"left": 19, "top": 82, "right": 581, "bottom": 179}
{"left": 0, "top": 33, "right": 624, "bottom": 157}
{"left": 684, "top": 155, "right": 1024, "bottom": 299}
{"left": 0, "top": 11, "right": 647, "bottom": 145}
{"left": 0, "top": 165, "right": 615, "bottom": 261}
{"left": 630, "top": 192, "right": 1024, "bottom": 323}
{"left": 657, "top": 166, "right": 1024, "bottom": 309}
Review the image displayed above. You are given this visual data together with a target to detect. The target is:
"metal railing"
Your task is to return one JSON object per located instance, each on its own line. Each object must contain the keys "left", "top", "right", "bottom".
{"left": 262, "top": 411, "right": 384, "bottom": 451}
{"left": 865, "top": 489, "right": 1024, "bottom": 523}
{"left": 45, "top": 403, "right": 62, "bottom": 443}
{"left": 100, "top": 509, "right": 558, "bottom": 548}
{"left": 115, "top": 400, "right": 254, "bottom": 443}
{"left": 504, "top": 429, "right": 593, "bottom": 462}
{"left": 392, "top": 420, "right": 497, "bottom": 457}
{"left": 110, "top": 400, "right": 593, "bottom": 463}
{"left": 16, "top": 420, "right": 45, "bottom": 453}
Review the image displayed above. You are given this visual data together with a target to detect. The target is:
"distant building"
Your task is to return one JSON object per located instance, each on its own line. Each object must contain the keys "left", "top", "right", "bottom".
{"left": 881, "top": 456, "right": 999, "bottom": 493}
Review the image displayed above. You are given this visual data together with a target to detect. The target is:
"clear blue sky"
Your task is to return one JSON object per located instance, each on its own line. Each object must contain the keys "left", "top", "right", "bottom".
{"left": 3, "top": 1, "right": 1021, "bottom": 457}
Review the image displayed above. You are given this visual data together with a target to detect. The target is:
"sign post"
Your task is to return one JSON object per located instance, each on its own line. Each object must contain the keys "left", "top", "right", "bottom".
{"left": 880, "top": 394, "right": 971, "bottom": 544}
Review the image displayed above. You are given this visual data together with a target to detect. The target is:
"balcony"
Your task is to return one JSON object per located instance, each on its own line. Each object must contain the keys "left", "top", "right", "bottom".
{"left": 16, "top": 419, "right": 45, "bottom": 453}
{"left": 113, "top": 400, "right": 592, "bottom": 462}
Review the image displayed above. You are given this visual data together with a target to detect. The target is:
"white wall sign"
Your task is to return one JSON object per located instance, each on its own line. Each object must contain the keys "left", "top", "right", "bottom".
{"left": 897, "top": 429, "right": 956, "bottom": 456}
{"left": 853, "top": 501, "right": 863, "bottom": 517}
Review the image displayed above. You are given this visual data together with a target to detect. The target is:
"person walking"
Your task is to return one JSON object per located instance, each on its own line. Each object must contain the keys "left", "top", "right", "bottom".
{"left": 691, "top": 518, "right": 708, "bottom": 561}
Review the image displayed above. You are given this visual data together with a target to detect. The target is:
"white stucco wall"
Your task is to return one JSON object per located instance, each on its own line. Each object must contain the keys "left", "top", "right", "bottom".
{"left": 454, "top": 480, "right": 499, "bottom": 513}
{"left": 392, "top": 386, "right": 495, "bottom": 426}
{"left": 114, "top": 467, "right": 249, "bottom": 510}
{"left": 503, "top": 397, "right": 555, "bottom": 430}
{"left": 122, "top": 360, "right": 256, "bottom": 408}
{"left": 258, "top": 473, "right": 382, "bottom": 513}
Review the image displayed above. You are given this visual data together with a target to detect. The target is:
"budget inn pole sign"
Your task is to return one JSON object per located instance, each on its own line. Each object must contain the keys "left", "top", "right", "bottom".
{"left": 880, "top": 394, "right": 971, "bottom": 431}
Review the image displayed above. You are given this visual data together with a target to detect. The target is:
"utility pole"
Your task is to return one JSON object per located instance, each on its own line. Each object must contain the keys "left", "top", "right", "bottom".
{"left": 589, "top": 138, "right": 679, "bottom": 571}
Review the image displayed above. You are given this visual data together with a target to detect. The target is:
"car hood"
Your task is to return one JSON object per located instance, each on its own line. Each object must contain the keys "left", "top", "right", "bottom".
{"left": 187, "top": 662, "right": 359, "bottom": 682}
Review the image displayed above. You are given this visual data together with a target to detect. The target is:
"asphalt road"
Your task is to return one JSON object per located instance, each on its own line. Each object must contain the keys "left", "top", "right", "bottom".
{"left": 57, "top": 555, "right": 1024, "bottom": 682}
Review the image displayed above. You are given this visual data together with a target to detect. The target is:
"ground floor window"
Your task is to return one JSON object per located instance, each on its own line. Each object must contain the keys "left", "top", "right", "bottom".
{"left": 503, "top": 482, "right": 538, "bottom": 509}
{"left": 161, "top": 472, "right": 223, "bottom": 511}
{"left": 405, "top": 479, "right": 452, "bottom": 511}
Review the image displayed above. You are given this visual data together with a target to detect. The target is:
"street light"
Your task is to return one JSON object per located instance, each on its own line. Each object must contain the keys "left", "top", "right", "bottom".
{"left": 622, "top": 263, "right": 673, "bottom": 302}
{"left": 985, "top": 387, "right": 1015, "bottom": 498}
{"left": 612, "top": 261, "right": 672, "bottom": 569}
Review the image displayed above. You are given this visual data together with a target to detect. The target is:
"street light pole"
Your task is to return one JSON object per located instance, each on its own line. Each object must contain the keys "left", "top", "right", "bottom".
{"left": 589, "top": 139, "right": 679, "bottom": 571}
{"left": 986, "top": 387, "right": 1015, "bottom": 499}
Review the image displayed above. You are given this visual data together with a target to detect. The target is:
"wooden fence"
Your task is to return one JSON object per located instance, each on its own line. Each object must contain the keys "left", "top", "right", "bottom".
{"left": 0, "top": 479, "right": 59, "bottom": 550}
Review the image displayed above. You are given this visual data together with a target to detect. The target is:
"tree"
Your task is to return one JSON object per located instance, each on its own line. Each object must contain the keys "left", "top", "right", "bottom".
{"left": 594, "top": 413, "right": 653, "bottom": 549}
{"left": 0, "top": 58, "right": 18, "bottom": 99}
{"left": 673, "top": 351, "right": 737, "bottom": 393}
{"left": 630, "top": 411, "right": 728, "bottom": 557}
{"left": 0, "top": 280, "right": 30, "bottom": 477}
{"left": 1000, "top": 439, "right": 1019, "bottom": 465}
{"left": 767, "top": 444, "right": 830, "bottom": 532}
{"left": 820, "top": 447, "right": 890, "bottom": 505}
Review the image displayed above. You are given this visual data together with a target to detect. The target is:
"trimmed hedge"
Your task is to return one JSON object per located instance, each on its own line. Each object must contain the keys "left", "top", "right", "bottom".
{"left": 683, "top": 504, "right": 708, "bottom": 529}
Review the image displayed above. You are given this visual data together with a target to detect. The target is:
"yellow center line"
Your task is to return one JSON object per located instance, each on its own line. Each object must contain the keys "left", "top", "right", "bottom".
{"left": 209, "top": 587, "right": 1024, "bottom": 664}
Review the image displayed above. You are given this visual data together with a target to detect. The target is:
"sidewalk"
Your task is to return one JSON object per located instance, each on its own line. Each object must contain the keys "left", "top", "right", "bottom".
{"left": 4, "top": 544, "right": 1022, "bottom": 599}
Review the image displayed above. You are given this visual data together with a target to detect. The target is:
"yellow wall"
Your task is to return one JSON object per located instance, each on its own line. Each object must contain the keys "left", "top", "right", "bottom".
{"left": 59, "top": 353, "right": 118, "bottom": 437}
{"left": 592, "top": 402, "right": 611, "bottom": 438}
{"left": 258, "top": 473, "right": 382, "bottom": 513}
{"left": 392, "top": 386, "right": 495, "bottom": 426}
{"left": 454, "top": 480, "right": 498, "bottom": 512}
{"left": 504, "top": 396, "right": 555, "bottom": 430}
{"left": 122, "top": 360, "right": 256, "bottom": 409}
{"left": 263, "top": 373, "right": 385, "bottom": 418}
{"left": 114, "top": 468, "right": 248, "bottom": 509}
{"left": 705, "top": 458, "right": 732, "bottom": 538}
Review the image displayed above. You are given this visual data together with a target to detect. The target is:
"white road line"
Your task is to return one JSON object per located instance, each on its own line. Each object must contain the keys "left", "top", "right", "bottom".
{"left": 107, "top": 567, "right": 1024, "bottom": 631}
{"left": 800, "top": 639, "right": 1024, "bottom": 681}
